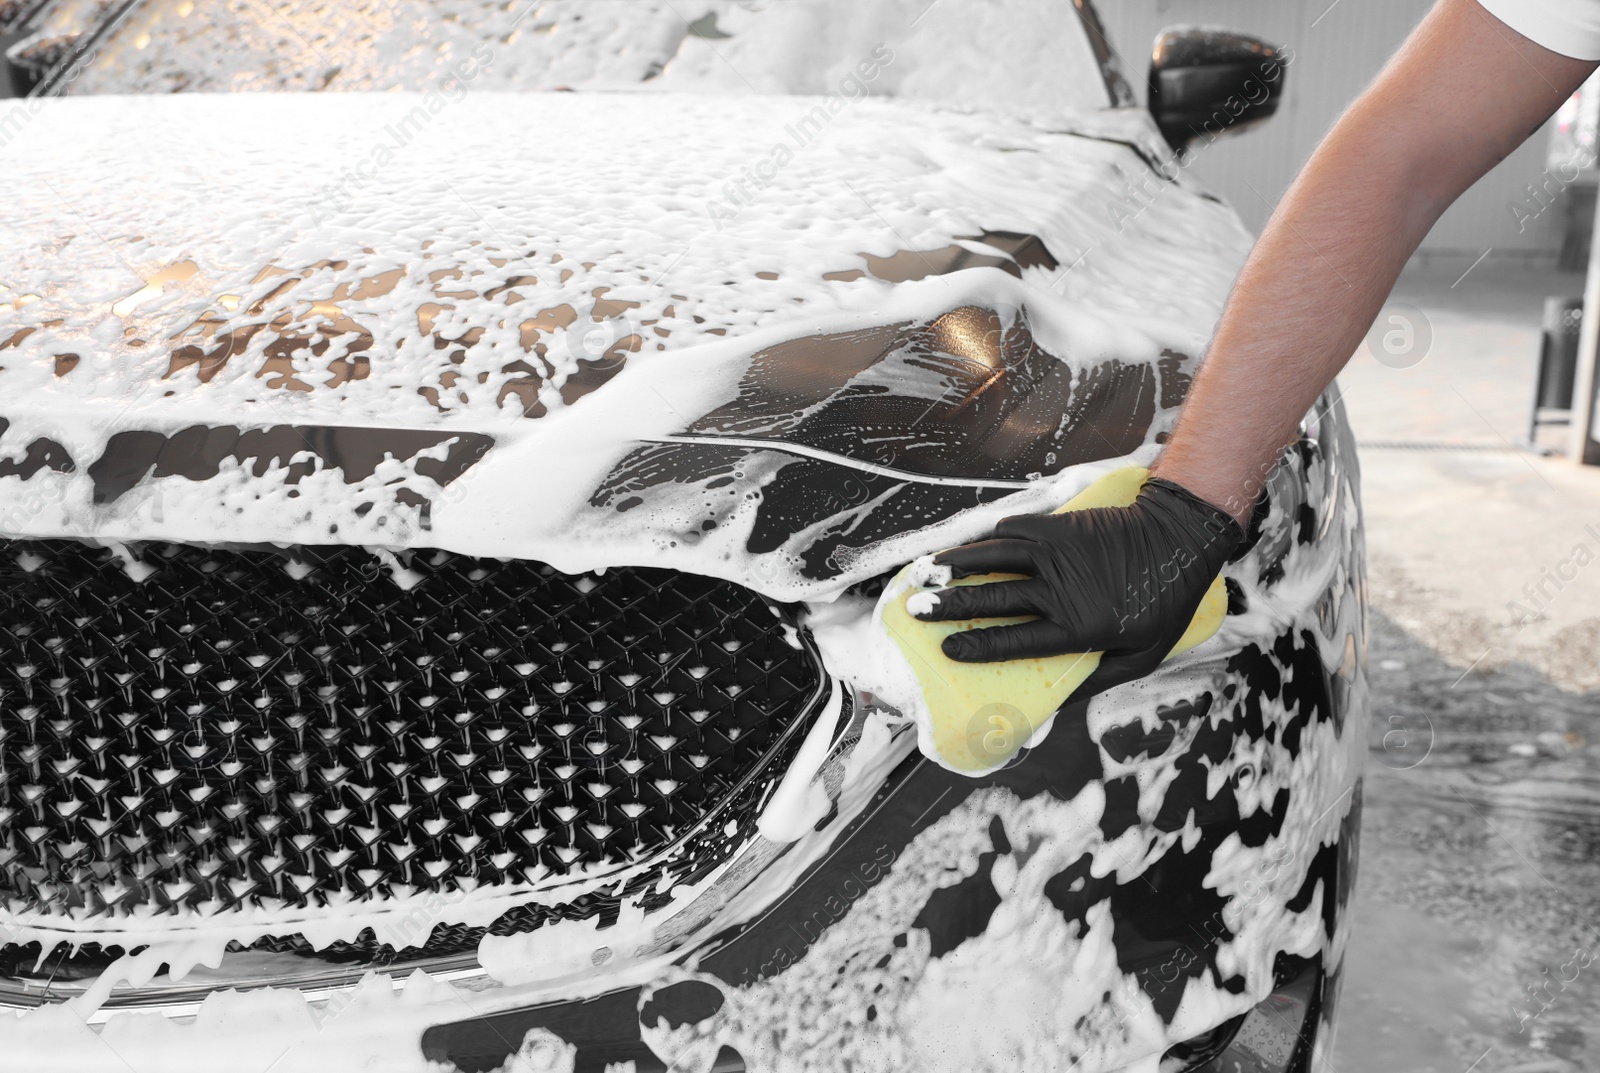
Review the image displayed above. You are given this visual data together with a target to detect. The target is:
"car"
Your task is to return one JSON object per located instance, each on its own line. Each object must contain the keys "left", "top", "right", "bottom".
{"left": 0, "top": 3, "right": 1366, "bottom": 1071}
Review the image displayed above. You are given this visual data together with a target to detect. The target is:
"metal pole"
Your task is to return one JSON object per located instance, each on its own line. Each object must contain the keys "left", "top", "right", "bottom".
{"left": 1569, "top": 181, "right": 1600, "bottom": 464}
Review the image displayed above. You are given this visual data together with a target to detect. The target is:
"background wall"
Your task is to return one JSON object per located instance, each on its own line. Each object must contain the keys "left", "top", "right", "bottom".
{"left": 1094, "top": 0, "right": 1568, "bottom": 265}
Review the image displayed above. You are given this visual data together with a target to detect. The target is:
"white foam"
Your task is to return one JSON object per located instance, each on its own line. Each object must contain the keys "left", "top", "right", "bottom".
{"left": 903, "top": 590, "right": 939, "bottom": 619}
{"left": 0, "top": 89, "right": 1241, "bottom": 604}
{"left": 756, "top": 681, "right": 845, "bottom": 842}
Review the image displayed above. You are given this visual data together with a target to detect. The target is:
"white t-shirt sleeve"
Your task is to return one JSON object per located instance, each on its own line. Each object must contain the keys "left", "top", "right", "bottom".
{"left": 1477, "top": 0, "right": 1600, "bottom": 60}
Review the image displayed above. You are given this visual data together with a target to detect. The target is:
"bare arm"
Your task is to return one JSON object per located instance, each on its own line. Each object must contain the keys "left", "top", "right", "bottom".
{"left": 1153, "top": 0, "right": 1598, "bottom": 523}
{"left": 922, "top": 0, "right": 1599, "bottom": 679}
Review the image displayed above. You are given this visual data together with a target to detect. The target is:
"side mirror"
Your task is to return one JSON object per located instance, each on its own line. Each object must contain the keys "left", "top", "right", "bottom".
{"left": 1148, "top": 29, "right": 1286, "bottom": 153}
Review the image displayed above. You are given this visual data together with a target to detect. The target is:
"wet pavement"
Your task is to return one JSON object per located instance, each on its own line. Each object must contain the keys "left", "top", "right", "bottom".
{"left": 1332, "top": 262, "right": 1600, "bottom": 1073}
{"left": 1337, "top": 611, "right": 1600, "bottom": 1073}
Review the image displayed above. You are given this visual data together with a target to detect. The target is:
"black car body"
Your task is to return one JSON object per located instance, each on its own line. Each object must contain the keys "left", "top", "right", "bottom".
{"left": 0, "top": 3, "right": 1364, "bottom": 1071}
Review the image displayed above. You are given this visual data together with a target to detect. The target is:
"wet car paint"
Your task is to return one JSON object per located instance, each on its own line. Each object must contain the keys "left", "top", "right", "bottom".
{"left": 415, "top": 394, "right": 1367, "bottom": 1072}
{"left": 0, "top": 8, "right": 1364, "bottom": 1070}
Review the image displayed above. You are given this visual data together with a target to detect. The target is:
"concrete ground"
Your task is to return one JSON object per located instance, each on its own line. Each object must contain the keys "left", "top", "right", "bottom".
{"left": 1343, "top": 262, "right": 1600, "bottom": 692}
{"left": 1330, "top": 261, "right": 1600, "bottom": 1073}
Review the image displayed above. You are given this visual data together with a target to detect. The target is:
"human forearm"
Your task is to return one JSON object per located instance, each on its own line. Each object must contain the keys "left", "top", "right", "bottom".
{"left": 1155, "top": 0, "right": 1597, "bottom": 523}
{"left": 1153, "top": 106, "right": 1434, "bottom": 522}
{"left": 925, "top": 1, "right": 1598, "bottom": 677}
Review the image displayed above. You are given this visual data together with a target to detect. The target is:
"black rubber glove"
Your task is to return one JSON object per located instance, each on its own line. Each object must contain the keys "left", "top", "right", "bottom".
{"left": 911, "top": 477, "right": 1244, "bottom": 697}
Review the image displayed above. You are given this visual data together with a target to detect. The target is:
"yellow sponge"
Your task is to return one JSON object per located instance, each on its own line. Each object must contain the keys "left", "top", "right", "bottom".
{"left": 876, "top": 466, "right": 1227, "bottom": 773}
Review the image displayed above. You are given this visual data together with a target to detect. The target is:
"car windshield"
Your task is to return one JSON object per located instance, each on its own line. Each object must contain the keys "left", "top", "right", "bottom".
{"left": 18, "top": 0, "right": 111, "bottom": 35}
{"left": 53, "top": 0, "right": 1120, "bottom": 116}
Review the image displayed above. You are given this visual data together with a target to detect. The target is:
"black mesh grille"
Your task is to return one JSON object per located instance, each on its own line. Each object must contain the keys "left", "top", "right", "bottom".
{"left": 0, "top": 540, "right": 820, "bottom": 921}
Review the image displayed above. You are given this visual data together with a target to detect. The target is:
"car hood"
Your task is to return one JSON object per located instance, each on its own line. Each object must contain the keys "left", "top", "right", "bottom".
{"left": 0, "top": 91, "right": 1250, "bottom": 600}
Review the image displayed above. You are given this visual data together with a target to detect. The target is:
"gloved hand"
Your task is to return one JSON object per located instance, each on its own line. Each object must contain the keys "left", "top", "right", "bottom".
{"left": 910, "top": 477, "right": 1245, "bottom": 697}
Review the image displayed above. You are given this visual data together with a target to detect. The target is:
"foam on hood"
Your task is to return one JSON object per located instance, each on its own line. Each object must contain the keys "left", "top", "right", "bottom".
{"left": 0, "top": 91, "right": 1248, "bottom": 599}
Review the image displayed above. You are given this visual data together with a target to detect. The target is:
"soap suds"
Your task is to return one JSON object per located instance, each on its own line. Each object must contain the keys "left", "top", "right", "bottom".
{"left": 0, "top": 18, "right": 1362, "bottom": 1069}
{"left": 756, "top": 681, "right": 845, "bottom": 842}
{"left": 100, "top": 539, "right": 155, "bottom": 582}
{"left": 904, "top": 556, "right": 953, "bottom": 590}
{"left": 0, "top": 89, "right": 1241, "bottom": 603}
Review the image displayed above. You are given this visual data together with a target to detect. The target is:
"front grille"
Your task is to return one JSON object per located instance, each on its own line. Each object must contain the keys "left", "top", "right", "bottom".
{"left": 0, "top": 541, "right": 821, "bottom": 923}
